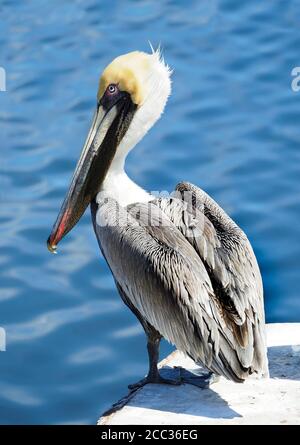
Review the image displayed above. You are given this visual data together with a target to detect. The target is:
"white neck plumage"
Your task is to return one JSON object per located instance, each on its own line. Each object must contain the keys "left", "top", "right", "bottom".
{"left": 99, "top": 168, "right": 152, "bottom": 208}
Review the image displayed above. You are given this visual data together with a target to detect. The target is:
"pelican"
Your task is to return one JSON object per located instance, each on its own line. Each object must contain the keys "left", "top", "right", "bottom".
{"left": 47, "top": 49, "right": 269, "bottom": 389}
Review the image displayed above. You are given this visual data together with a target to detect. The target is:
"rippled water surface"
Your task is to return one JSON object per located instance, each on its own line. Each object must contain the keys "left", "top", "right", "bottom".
{"left": 1, "top": 0, "right": 300, "bottom": 424}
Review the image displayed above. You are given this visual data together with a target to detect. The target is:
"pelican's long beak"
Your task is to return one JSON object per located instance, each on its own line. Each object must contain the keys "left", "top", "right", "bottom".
{"left": 47, "top": 92, "right": 136, "bottom": 253}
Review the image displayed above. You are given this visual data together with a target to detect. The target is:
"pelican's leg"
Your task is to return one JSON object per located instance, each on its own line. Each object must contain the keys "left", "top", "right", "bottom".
{"left": 114, "top": 283, "right": 181, "bottom": 390}
{"left": 116, "top": 283, "right": 217, "bottom": 390}
{"left": 128, "top": 332, "right": 181, "bottom": 390}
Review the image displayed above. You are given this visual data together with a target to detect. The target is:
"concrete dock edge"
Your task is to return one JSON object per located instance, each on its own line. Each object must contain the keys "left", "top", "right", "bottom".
{"left": 98, "top": 323, "right": 300, "bottom": 425}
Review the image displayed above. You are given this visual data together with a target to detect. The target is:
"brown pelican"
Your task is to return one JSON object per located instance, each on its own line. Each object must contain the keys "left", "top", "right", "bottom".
{"left": 47, "top": 49, "right": 269, "bottom": 389}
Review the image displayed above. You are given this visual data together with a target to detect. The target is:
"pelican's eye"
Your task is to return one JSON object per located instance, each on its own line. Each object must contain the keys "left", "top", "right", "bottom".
{"left": 107, "top": 84, "right": 118, "bottom": 95}
{"left": 99, "top": 83, "right": 127, "bottom": 110}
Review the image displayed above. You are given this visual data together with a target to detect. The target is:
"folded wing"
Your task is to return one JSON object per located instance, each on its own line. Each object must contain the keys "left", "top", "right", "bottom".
{"left": 92, "top": 185, "right": 268, "bottom": 381}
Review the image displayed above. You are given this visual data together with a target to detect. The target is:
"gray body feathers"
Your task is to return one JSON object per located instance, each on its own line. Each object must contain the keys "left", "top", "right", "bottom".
{"left": 91, "top": 182, "right": 268, "bottom": 382}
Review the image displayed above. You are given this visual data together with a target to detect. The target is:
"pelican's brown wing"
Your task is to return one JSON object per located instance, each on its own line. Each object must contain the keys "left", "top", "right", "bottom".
{"left": 92, "top": 195, "right": 268, "bottom": 381}
{"left": 163, "top": 181, "right": 268, "bottom": 376}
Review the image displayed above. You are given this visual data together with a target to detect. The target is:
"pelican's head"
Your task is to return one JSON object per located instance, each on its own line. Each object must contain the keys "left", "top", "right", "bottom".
{"left": 47, "top": 49, "right": 171, "bottom": 253}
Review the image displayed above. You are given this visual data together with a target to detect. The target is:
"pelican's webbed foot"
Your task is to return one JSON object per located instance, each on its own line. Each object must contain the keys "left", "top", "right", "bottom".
{"left": 176, "top": 367, "right": 220, "bottom": 389}
{"left": 128, "top": 367, "right": 181, "bottom": 390}
{"left": 128, "top": 367, "right": 220, "bottom": 390}
{"left": 128, "top": 327, "right": 219, "bottom": 392}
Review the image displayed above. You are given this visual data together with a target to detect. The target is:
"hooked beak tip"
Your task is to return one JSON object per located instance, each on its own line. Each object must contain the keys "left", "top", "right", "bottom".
{"left": 47, "top": 236, "right": 57, "bottom": 254}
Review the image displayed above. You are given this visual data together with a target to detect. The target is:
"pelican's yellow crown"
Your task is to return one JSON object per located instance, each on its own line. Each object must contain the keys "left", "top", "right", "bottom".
{"left": 98, "top": 51, "right": 164, "bottom": 106}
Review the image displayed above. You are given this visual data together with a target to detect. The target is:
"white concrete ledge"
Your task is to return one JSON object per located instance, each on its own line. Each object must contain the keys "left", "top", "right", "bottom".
{"left": 98, "top": 323, "right": 300, "bottom": 425}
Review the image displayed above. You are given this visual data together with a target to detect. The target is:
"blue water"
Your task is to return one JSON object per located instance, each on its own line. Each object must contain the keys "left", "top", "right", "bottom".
{"left": 1, "top": 0, "right": 300, "bottom": 424}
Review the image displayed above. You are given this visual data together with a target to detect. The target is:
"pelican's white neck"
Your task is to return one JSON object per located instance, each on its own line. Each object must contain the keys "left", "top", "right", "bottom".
{"left": 98, "top": 160, "right": 152, "bottom": 207}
